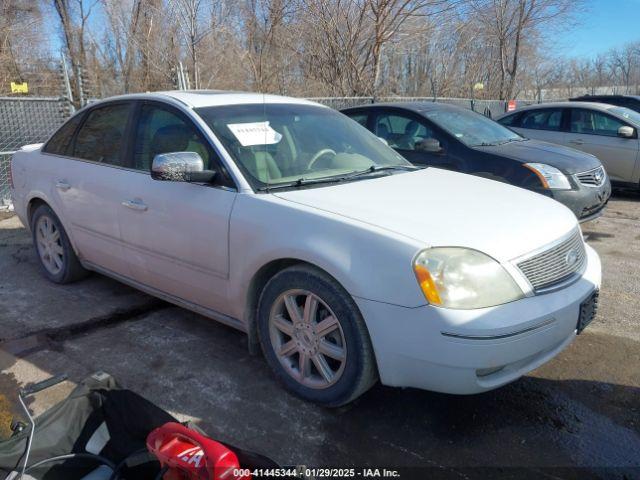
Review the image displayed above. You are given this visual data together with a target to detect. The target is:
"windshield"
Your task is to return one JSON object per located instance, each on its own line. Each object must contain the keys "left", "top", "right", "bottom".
{"left": 424, "top": 108, "right": 523, "bottom": 147}
{"left": 196, "top": 103, "right": 411, "bottom": 189}
{"left": 610, "top": 107, "right": 640, "bottom": 127}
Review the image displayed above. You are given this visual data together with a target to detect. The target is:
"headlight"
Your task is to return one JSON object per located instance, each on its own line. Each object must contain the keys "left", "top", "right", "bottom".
{"left": 413, "top": 248, "right": 524, "bottom": 309}
{"left": 524, "top": 163, "right": 571, "bottom": 190}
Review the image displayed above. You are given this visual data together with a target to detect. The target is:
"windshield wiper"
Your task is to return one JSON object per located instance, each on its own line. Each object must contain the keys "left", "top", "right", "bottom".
{"left": 257, "top": 165, "right": 418, "bottom": 192}
{"left": 475, "top": 138, "right": 520, "bottom": 147}
{"left": 341, "top": 164, "right": 420, "bottom": 180}
{"left": 257, "top": 176, "right": 345, "bottom": 191}
{"left": 497, "top": 138, "right": 522, "bottom": 145}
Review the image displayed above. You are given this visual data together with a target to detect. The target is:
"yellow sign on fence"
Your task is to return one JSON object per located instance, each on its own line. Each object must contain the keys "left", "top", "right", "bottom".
{"left": 10, "top": 82, "right": 28, "bottom": 93}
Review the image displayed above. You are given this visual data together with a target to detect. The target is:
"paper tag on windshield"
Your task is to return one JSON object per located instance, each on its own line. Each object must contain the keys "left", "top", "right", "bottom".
{"left": 227, "top": 121, "right": 282, "bottom": 146}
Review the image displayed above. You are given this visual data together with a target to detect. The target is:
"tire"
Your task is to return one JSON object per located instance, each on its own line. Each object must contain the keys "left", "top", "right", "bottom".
{"left": 257, "top": 264, "right": 377, "bottom": 407}
{"left": 30, "top": 204, "right": 88, "bottom": 284}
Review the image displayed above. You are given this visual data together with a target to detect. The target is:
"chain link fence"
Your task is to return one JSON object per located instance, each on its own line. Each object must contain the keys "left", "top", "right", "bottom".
{"left": 0, "top": 97, "right": 72, "bottom": 208}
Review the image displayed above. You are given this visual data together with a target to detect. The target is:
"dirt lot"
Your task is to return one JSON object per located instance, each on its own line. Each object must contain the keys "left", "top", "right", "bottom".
{"left": 0, "top": 195, "right": 639, "bottom": 478}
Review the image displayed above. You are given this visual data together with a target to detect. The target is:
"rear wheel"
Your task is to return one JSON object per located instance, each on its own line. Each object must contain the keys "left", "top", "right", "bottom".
{"left": 31, "top": 204, "right": 88, "bottom": 284}
{"left": 257, "top": 265, "right": 377, "bottom": 407}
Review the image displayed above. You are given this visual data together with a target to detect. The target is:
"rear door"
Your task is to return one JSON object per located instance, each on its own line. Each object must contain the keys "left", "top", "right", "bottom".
{"left": 372, "top": 109, "right": 456, "bottom": 169}
{"left": 117, "top": 101, "right": 237, "bottom": 315}
{"left": 510, "top": 107, "right": 567, "bottom": 146}
{"left": 564, "top": 107, "right": 639, "bottom": 183}
{"left": 49, "top": 101, "right": 135, "bottom": 276}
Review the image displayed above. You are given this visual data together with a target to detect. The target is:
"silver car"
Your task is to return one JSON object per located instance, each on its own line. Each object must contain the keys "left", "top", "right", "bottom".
{"left": 497, "top": 102, "right": 640, "bottom": 188}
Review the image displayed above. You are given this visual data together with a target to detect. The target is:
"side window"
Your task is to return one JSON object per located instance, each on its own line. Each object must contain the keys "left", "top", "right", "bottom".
{"left": 133, "top": 104, "right": 211, "bottom": 171}
{"left": 570, "top": 109, "right": 625, "bottom": 136}
{"left": 497, "top": 112, "right": 520, "bottom": 126}
{"left": 346, "top": 113, "right": 368, "bottom": 128}
{"left": 519, "top": 109, "right": 563, "bottom": 131}
{"left": 374, "top": 113, "right": 434, "bottom": 151}
{"left": 73, "top": 104, "right": 131, "bottom": 165}
{"left": 43, "top": 114, "right": 84, "bottom": 155}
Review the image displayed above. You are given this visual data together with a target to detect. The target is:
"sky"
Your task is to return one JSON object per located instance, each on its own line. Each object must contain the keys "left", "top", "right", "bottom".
{"left": 555, "top": 0, "right": 640, "bottom": 58}
{"left": 42, "top": 0, "right": 639, "bottom": 62}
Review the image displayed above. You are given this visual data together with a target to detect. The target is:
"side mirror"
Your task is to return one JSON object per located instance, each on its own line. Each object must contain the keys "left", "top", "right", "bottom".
{"left": 618, "top": 125, "right": 635, "bottom": 138}
{"left": 416, "top": 138, "right": 443, "bottom": 153}
{"left": 151, "top": 152, "right": 216, "bottom": 183}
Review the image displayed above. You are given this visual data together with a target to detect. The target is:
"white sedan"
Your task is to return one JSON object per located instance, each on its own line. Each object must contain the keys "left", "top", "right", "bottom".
{"left": 10, "top": 91, "right": 601, "bottom": 406}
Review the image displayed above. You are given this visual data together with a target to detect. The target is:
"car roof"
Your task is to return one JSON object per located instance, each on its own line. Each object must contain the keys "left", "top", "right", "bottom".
{"left": 572, "top": 94, "right": 640, "bottom": 100}
{"left": 496, "top": 101, "right": 620, "bottom": 118}
{"left": 86, "top": 90, "right": 325, "bottom": 109}
{"left": 341, "top": 101, "right": 469, "bottom": 114}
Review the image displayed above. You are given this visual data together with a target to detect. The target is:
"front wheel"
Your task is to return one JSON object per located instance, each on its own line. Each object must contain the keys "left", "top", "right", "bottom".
{"left": 257, "top": 265, "right": 377, "bottom": 407}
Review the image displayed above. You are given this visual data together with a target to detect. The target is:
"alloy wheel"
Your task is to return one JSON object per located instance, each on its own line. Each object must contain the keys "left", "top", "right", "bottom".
{"left": 35, "top": 215, "right": 64, "bottom": 275}
{"left": 268, "top": 289, "right": 347, "bottom": 389}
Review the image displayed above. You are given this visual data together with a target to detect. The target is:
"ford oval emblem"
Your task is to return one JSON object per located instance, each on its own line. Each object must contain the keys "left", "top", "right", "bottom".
{"left": 565, "top": 249, "right": 579, "bottom": 267}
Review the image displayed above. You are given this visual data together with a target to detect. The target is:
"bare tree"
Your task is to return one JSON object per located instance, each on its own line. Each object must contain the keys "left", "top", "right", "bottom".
{"left": 51, "top": 0, "right": 98, "bottom": 104}
{"left": 0, "top": 1, "right": 42, "bottom": 85}
{"left": 470, "top": 0, "right": 578, "bottom": 100}
{"left": 170, "top": 0, "right": 215, "bottom": 89}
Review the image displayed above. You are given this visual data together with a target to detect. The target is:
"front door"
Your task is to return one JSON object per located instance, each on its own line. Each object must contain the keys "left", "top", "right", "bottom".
{"left": 372, "top": 110, "right": 454, "bottom": 169}
{"left": 117, "top": 102, "right": 236, "bottom": 314}
{"left": 564, "top": 108, "right": 639, "bottom": 183}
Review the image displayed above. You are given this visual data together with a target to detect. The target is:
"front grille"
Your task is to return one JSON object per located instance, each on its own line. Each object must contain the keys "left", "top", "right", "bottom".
{"left": 517, "top": 229, "right": 586, "bottom": 292}
{"left": 575, "top": 166, "right": 606, "bottom": 187}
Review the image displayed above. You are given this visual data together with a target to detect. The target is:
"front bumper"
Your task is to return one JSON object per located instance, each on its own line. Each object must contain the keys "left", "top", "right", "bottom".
{"left": 549, "top": 178, "right": 611, "bottom": 223}
{"left": 356, "top": 244, "right": 601, "bottom": 394}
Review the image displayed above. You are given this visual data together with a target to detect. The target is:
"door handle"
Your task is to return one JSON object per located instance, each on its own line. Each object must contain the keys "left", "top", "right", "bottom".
{"left": 121, "top": 199, "right": 148, "bottom": 212}
{"left": 55, "top": 181, "right": 71, "bottom": 191}
{"left": 569, "top": 139, "right": 584, "bottom": 145}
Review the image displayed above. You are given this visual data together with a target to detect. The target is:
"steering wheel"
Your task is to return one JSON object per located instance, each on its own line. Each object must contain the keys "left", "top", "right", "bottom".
{"left": 307, "top": 148, "right": 337, "bottom": 170}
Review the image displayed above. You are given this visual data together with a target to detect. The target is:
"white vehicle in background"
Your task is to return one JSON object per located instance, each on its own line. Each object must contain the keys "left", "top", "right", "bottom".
{"left": 497, "top": 102, "right": 640, "bottom": 189}
{"left": 10, "top": 91, "right": 601, "bottom": 406}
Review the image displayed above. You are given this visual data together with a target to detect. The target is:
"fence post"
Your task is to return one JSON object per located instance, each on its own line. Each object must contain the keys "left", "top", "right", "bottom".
{"left": 75, "top": 63, "right": 85, "bottom": 107}
{"left": 60, "top": 55, "right": 75, "bottom": 112}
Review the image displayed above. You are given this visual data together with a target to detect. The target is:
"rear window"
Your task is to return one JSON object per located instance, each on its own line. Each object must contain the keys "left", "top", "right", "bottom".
{"left": 519, "top": 109, "right": 563, "bottom": 131}
{"left": 42, "top": 114, "right": 84, "bottom": 156}
{"left": 346, "top": 112, "right": 368, "bottom": 127}
{"left": 72, "top": 104, "right": 132, "bottom": 165}
{"left": 497, "top": 113, "right": 519, "bottom": 126}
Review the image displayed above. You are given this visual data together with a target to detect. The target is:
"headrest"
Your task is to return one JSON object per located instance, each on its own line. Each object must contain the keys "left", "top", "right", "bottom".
{"left": 377, "top": 123, "right": 390, "bottom": 138}
{"left": 404, "top": 120, "right": 419, "bottom": 135}
{"left": 151, "top": 124, "right": 193, "bottom": 156}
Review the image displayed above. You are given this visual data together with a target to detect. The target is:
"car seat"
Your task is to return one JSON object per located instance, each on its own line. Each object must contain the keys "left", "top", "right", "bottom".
{"left": 522, "top": 114, "right": 540, "bottom": 129}
{"left": 376, "top": 123, "right": 390, "bottom": 141}
{"left": 96, "top": 127, "right": 123, "bottom": 165}
{"left": 397, "top": 120, "right": 420, "bottom": 149}
{"left": 239, "top": 147, "right": 283, "bottom": 183}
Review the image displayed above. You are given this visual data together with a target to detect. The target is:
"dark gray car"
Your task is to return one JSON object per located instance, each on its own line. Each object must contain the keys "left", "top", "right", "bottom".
{"left": 342, "top": 102, "right": 611, "bottom": 222}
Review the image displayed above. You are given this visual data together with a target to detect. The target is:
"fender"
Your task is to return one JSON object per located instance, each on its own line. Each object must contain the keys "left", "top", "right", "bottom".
{"left": 226, "top": 193, "right": 428, "bottom": 328}
{"left": 24, "top": 192, "right": 82, "bottom": 258}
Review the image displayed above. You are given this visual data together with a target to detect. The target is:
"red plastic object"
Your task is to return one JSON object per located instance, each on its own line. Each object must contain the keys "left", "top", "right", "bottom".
{"left": 146, "top": 422, "right": 251, "bottom": 480}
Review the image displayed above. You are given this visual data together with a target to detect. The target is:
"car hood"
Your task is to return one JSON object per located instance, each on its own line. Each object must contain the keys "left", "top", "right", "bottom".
{"left": 274, "top": 168, "right": 578, "bottom": 263}
{"left": 472, "top": 138, "right": 601, "bottom": 174}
